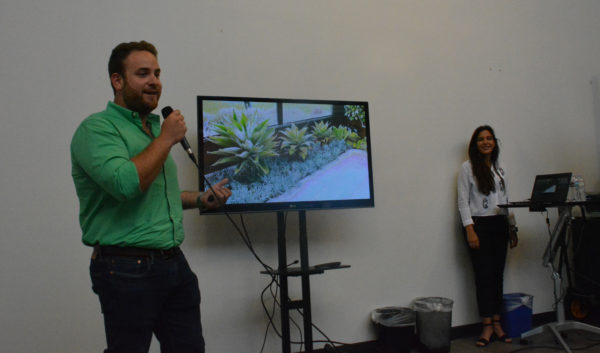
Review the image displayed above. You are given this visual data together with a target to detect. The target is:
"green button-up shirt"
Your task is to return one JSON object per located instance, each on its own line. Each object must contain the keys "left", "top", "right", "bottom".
{"left": 71, "top": 101, "right": 184, "bottom": 249}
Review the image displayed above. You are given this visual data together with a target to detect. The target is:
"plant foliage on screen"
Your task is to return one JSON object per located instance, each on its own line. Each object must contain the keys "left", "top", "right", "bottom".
{"left": 197, "top": 96, "right": 375, "bottom": 213}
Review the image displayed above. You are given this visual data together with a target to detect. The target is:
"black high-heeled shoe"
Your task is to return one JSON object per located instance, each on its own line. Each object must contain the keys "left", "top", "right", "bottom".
{"left": 493, "top": 319, "right": 513, "bottom": 343}
{"left": 476, "top": 323, "right": 493, "bottom": 347}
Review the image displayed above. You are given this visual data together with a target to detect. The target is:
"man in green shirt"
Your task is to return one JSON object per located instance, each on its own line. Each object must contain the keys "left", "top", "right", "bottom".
{"left": 71, "top": 40, "right": 231, "bottom": 353}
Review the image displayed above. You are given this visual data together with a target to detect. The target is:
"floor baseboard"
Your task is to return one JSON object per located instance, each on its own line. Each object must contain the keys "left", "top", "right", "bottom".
{"left": 449, "top": 310, "right": 555, "bottom": 339}
{"left": 305, "top": 311, "right": 556, "bottom": 353}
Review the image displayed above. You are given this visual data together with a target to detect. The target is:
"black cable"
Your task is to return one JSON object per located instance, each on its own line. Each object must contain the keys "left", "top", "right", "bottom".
{"left": 544, "top": 210, "right": 551, "bottom": 236}
{"left": 259, "top": 259, "right": 299, "bottom": 341}
{"left": 197, "top": 166, "right": 275, "bottom": 274}
{"left": 540, "top": 212, "right": 566, "bottom": 311}
{"left": 293, "top": 307, "right": 353, "bottom": 353}
{"left": 265, "top": 267, "right": 304, "bottom": 342}
{"left": 250, "top": 212, "right": 307, "bottom": 353}
{"left": 186, "top": 152, "right": 344, "bottom": 353}
{"left": 260, "top": 276, "right": 278, "bottom": 353}
{"left": 183, "top": 154, "right": 301, "bottom": 352}
{"left": 259, "top": 271, "right": 308, "bottom": 351}
{"left": 539, "top": 211, "right": 600, "bottom": 313}
{"left": 569, "top": 214, "right": 600, "bottom": 290}
{"left": 257, "top": 250, "right": 350, "bottom": 352}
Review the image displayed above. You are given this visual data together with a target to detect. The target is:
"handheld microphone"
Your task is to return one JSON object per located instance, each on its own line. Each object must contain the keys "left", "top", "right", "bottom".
{"left": 160, "top": 106, "right": 197, "bottom": 165}
{"left": 161, "top": 105, "right": 217, "bottom": 202}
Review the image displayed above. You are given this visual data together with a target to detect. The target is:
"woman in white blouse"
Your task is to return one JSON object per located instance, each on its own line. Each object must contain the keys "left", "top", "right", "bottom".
{"left": 457, "top": 125, "right": 518, "bottom": 347}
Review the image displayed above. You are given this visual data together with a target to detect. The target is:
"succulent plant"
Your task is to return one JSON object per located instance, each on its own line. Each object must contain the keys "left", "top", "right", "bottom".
{"left": 332, "top": 125, "right": 352, "bottom": 141}
{"left": 311, "top": 121, "right": 333, "bottom": 145}
{"left": 278, "top": 123, "right": 315, "bottom": 161}
{"left": 208, "top": 110, "right": 278, "bottom": 183}
{"left": 351, "top": 137, "right": 368, "bottom": 150}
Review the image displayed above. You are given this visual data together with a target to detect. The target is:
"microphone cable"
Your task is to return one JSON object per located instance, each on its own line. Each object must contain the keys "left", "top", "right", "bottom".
{"left": 160, "top": 106, "right": 270, "bottom": 270}
{"left": 165, "top": 113, "right": 347, "bottom": 352}
{"left": 192, "top": 158, "right": 348, "bottom": 352}
{"left": 182, "top": 149, "right": 277, "bottom": 275}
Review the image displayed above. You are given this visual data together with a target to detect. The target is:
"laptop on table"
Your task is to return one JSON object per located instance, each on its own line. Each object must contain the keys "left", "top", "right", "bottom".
{"left": 506, "top": 173, "right": 572, "bottom": 211}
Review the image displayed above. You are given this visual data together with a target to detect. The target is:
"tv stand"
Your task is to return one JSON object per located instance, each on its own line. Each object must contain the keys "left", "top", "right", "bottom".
{"left": 260, "top": 211, "right": 350, "bottom": 353}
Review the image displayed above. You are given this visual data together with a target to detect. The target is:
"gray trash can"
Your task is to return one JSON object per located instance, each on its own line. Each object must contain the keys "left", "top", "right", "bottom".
{"left": 371, "top": 307, "right": 416, "bottom": 353}
{"left": 413, "top": 297, "right": 453, "bottom": 353}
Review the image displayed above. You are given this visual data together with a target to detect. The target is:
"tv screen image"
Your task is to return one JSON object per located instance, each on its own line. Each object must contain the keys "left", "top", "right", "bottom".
{"left": 197, "top": 96, "right": 374, "bottom": 213}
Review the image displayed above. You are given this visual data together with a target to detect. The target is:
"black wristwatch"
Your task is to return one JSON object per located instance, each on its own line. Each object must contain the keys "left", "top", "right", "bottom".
{"left": 509, "top": 225, "right": 518, "bottom": 233}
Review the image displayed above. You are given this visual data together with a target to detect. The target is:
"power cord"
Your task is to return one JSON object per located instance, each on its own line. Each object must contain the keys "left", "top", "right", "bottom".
{"left": 541, "top": 211, "right": 568, "bottom": 311}
{"left": 260, "top": 273, "right": 305, "bottom": 353}
{"left": 160, "top": 106, "right": 359, "bottom": 353}
{"left": 541, "top": 210, "right": 600, "bottom": 314}
{"left": 261, "top": 278, "right": 351, "bottom": 353}
{"left": 176, "top": 139, "right": 347, "bottom": 353}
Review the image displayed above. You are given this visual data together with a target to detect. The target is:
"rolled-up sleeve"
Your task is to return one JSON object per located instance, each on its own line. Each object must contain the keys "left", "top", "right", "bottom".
{"left": 457, "top": 163, "right": 473, "bottom": 227}
{"left": 71, "top": 118, "right": 142, "bottom": 201}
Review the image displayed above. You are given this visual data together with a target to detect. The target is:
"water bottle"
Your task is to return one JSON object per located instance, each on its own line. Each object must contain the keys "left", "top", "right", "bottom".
{"left": 568, "top": 176, "right": 576, "bottom": 202}
{"left": 576, "top": 175, "right": 586, "bottom": 201}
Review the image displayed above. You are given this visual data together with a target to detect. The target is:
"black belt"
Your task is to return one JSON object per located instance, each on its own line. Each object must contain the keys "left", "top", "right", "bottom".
{"left": 472, "top": 215, "right": 506, "bottom": 222}
{"left": 93, "top": 245, "right": 181, "bottom": 259}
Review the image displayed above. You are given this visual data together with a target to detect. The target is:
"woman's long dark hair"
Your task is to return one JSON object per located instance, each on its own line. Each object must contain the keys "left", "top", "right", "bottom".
{"left": 468, "top": 125, "right": 504, "bottom": 195}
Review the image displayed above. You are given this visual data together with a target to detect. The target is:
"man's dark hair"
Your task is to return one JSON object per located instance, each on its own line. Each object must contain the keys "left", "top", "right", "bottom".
{"left": 108, "top": 41, "right": 158, "bottom": 92}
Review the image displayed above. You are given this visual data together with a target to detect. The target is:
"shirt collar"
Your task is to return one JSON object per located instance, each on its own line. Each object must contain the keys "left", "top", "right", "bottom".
{"left": 106, "top": 101, "right": 160, "bottom": 126}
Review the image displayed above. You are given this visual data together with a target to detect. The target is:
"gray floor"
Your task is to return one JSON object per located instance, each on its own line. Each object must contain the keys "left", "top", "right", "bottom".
{"left": 450, "top": 329, "right": 600, "bottom": 353}
{"left": 312, "top": 323, "right": 600, "bottom": 353}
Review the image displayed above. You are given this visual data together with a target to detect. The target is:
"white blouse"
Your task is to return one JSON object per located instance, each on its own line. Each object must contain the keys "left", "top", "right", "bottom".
{"left": 457, "top": 160, "right": 515, "bottom": 227}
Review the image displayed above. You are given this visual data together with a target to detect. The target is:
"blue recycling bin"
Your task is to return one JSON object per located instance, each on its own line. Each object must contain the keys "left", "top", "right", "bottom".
{"left": 501, "top": 293, "right": 533, "bottom": 338}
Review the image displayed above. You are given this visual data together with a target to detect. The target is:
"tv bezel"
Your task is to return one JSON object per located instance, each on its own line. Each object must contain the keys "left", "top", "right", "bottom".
{"left": 197, "top": 95, "right": 375, "bottom": 214}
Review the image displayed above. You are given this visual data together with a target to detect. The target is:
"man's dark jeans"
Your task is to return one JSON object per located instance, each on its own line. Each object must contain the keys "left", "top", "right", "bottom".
{"left": 90, "top": 250, "right": 205, "bottom": 353}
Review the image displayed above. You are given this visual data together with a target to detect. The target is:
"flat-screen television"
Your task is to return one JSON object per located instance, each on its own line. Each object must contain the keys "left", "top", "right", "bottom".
{"left": 197, "top": 96, "right": 375, "bottom": 213}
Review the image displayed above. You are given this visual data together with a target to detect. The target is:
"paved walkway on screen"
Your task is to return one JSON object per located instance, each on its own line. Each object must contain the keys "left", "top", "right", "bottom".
{"left": 269, "top": 149, "right": 370, "bottom": 202}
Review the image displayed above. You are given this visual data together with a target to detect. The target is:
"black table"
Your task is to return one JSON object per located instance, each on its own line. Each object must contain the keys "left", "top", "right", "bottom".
{"left": 500, "top": 201, "right": 600, "bottom": 352}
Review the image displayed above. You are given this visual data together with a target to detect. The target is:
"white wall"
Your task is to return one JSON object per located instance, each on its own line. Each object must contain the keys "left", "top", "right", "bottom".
{"left": 1, "top": 1, "right": 600, "bottom": 352}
